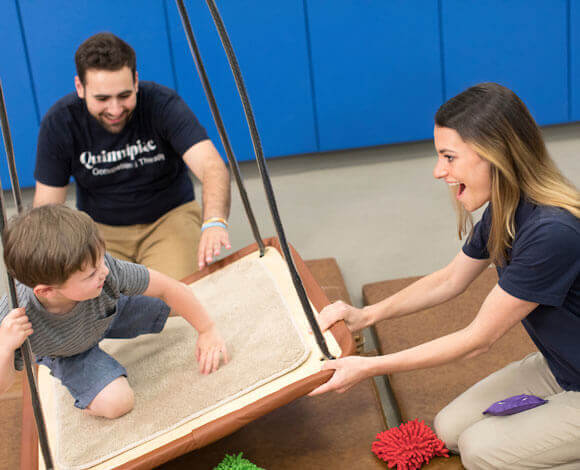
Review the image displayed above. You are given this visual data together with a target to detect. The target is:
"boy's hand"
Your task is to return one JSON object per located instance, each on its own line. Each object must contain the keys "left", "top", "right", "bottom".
{"left": 195, "top": 325, "right": 228, "bottom": 375}
{"left": 0, "top": 308, "right": 33, "bottom": 353}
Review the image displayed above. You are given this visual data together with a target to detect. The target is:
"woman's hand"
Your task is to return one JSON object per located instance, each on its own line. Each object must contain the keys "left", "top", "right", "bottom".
{"left": 195, "top": 325, "right": 229, "bottom": 375}
{"left": 317, "top": 301, "right": 372, "bottom": 333}
{"left": 0, "top": 308, "right": 33, "bottom": 354}
{"left": 308, "top": 356, "right": 376, "bottom": 396}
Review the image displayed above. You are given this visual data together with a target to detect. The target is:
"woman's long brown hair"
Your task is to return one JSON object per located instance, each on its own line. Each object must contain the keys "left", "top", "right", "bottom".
{"left": 435, "top": 83, "right": 579, "bottom": 265}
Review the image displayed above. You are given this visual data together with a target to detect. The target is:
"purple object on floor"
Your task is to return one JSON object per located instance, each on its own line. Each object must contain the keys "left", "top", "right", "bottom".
{"left": 483, "top": 394, "right": 547, "bottom": 416}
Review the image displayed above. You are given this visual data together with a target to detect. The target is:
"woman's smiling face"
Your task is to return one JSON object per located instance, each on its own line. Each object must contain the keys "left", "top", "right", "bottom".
{"left": 433, "top": 125, "right": 492, "bottom": 212}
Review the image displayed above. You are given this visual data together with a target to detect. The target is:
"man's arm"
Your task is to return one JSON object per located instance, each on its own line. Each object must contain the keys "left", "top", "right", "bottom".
{"left": 33, "top": 181, "right": 68, "bottom": 207}
{"left": 183, "top": 140, "right": 231, "bottom": 269}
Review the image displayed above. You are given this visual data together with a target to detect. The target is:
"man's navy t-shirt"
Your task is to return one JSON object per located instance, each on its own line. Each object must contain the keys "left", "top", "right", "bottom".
{"left": 34, "top": 81, "right": 208, "bottom": 225}
{"left": 463, "top": 199, "right": 580, "bottom": 391}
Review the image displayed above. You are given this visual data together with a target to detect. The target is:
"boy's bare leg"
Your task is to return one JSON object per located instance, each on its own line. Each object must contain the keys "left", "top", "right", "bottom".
{"left": 84, "top": 376, "right": 134, "bottom": 419}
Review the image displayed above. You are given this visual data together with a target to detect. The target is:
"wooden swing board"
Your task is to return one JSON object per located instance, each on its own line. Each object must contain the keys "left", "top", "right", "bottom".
{"left": 21, "top": 238, "right": 355, "bottom": 470}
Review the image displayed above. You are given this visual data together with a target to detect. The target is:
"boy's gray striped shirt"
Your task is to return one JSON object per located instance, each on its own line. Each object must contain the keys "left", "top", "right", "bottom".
{"left": 0, "top": 253, "right": 149, "bottom": 370}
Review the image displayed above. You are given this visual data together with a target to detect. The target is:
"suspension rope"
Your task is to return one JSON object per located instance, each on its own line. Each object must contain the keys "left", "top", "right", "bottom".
{"left": 175, "top": 0, "right": 334, "bottom": 359}
{"left": 175, "top": 0, "right": 264, "bottom": 256}
{"left": 0, "top": 79, "right": 54, "bottom": 469}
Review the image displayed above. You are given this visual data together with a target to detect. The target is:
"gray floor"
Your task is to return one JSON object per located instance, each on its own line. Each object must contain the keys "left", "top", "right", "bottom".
{"left": 3, "top": 122, "right": 579, "bottom": 426}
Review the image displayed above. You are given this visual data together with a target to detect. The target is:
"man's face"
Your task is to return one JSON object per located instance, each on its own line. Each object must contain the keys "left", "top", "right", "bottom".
{"left": 75, "top": 66, "right": 138, "bottom": 134}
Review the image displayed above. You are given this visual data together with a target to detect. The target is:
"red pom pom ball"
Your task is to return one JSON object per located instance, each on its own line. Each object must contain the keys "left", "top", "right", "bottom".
{"left": 372, "top": 419, "right": 449, "bottom": 470}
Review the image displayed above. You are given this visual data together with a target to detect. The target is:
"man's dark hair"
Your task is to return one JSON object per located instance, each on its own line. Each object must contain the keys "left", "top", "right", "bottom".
{"left": 75, "top": 32, "right": 136, "bottom": 85}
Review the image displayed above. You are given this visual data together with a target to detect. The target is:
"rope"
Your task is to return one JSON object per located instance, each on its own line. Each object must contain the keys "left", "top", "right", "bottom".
{"left": 175, "top": 0, "right": 264, "bottom": 256}
{"left": 0, "top": 79, "right": 54, "bottom": 468}
{"left": 175, "top": 0, "right": 334, "bottom": 359}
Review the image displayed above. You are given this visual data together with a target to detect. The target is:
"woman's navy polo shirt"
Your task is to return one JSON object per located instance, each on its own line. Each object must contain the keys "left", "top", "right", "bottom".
{"left": 463, "top": 199, "right": 580, "bottom": 391}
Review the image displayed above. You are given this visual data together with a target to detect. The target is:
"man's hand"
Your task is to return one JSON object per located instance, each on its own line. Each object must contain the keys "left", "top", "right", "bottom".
{"left": 317, "top": 301, "right": 372, "bottom": 333}
{"left": 183, "top": 140, "right": 231, "bottom": 270}
{"left": 197, "top": 226, "right": 231, "bottom": 269}
{"left": 0, "top": 308, "right": 33, "bottom": 353}
{"left": 195, "top": 324, "right": 229, "bottom": 374}
{"left": 308, "top": 356, "right": 375, "bottom": 396}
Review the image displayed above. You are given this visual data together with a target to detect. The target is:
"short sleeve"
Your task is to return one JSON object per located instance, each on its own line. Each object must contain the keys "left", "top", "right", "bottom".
{"left": 158, "top": 92, "right": 209, "bottom": 156}
{"left": 499, "top": 220, "right": 580, "bottom": 306}
{"left": 104, "top": 254, "right": 150, "bottom": 296}
{"left": 34, "top": 111, "right": 74, "bottom": 187}
{"left": 462, "top": 205, "right": 491, "bottom": 260}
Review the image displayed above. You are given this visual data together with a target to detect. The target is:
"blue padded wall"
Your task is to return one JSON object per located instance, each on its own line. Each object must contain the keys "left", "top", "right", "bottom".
{"left": 18, "top": 0, "right": 176, "bottom": 117}
{"left": 570, "top": 0, "right": 580, "bottom": 120}
{"left": 1, "top": 0, "right": 577, "bottom": 188}
{"left": 305, "top": 1, "right": 444, "bottom": 152}
{"left": 166, "top": 0, "right": 317, "bottom": 161}
{"left": 0, "top": 0, "right": 40, "bottom": 189}
{"left": 441, "top": 0, "right": 568, "bottom": 126}
{"left": 15, "top": 0, "right": 177, "bottom": 188}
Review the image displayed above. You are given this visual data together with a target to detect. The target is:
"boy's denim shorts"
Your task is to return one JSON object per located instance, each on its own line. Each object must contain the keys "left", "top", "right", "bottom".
{"left": 36, "top": 295, "right": 170, "bottom": 409}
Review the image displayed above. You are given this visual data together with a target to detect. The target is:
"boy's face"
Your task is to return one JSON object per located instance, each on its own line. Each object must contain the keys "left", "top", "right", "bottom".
{"left": 55, "top": 254, "right": 109, "bottom": 302}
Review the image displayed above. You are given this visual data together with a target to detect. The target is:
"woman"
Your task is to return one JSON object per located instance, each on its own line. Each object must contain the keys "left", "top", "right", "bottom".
{"left": 310, "top": 83, "right": 580, "bottom": 469}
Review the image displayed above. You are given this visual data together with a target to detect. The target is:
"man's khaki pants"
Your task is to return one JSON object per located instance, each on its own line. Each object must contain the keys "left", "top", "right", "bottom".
{"left": 97, "top": 201, "right": 202, "bottom": 281}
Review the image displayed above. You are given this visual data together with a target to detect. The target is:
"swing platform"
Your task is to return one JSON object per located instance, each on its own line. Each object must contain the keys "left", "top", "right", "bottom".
{"left": 18, "top": 241, "right": 369, "bottom": 470}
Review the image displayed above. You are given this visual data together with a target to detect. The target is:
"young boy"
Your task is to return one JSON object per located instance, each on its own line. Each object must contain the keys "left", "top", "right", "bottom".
{"left": 0, "top": 204, "right": 227, "bottom": 419}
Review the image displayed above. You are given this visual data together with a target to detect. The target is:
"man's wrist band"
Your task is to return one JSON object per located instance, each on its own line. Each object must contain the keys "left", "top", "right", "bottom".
{"left": 201, "top": 221, "right": 228, "bottom": 232}
{"left": 203, "top": 217, "right": 228, "bottom": 227}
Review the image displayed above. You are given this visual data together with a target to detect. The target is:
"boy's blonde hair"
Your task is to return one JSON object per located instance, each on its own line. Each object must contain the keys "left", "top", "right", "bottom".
{"left": 3, "top": 204, "right": 105, "bottom": 287}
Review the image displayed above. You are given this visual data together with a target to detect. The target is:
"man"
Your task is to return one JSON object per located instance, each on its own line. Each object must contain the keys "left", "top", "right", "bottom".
{"left": 33, "top": 32, "right": 231, "bottom": 280}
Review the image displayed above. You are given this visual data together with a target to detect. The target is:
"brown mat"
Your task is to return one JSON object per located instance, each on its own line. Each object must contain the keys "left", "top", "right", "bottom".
{"left": 161, "top": 379, "right": 386, "bottom": 470}
{"left": 363, "top": 268, "right": 537, "bottom": 469}
{"left": 0, "top": 375, "right": 23, "bottom": 470}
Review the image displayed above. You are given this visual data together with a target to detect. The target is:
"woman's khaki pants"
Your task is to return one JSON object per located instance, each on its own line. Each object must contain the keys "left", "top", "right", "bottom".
{"left": 434, "top": 352, "right": 580, "bottom": 469}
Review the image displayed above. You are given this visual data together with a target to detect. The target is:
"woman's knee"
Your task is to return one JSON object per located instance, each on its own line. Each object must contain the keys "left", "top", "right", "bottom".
{"left": 434, "top": 405, "right": 462, "bottom": 452}
{"left": 86, "top": 377, "right": 134, "bottom": 419}
{"left": 458, "top": 426, "right": 496, "bottom": 470}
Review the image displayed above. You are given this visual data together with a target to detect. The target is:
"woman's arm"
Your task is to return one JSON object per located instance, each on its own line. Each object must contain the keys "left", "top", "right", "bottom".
{"left": 318, "top": 251, "right": 490, "bottom": 332}
{"left": 369, "top": 251, "right": 491, "bottom": 323}
{"left": 310, "top": 284, "right": 538, "bottom": 395}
